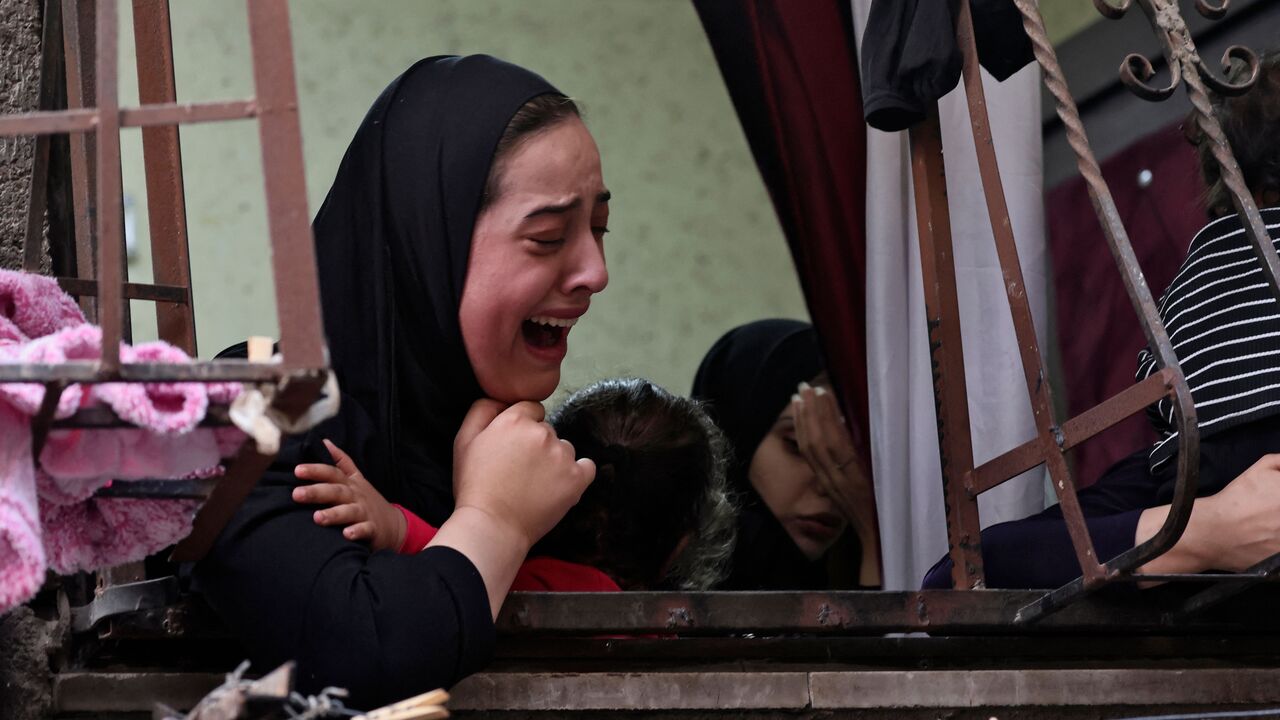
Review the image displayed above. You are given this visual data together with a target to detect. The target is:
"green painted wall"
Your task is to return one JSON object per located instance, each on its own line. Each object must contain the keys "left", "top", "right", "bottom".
{"left": 1041, "top": 0, "right": 1105, "bottom": 44}
{"left": 118, "top": 0, "right": 807, "bottom": 402}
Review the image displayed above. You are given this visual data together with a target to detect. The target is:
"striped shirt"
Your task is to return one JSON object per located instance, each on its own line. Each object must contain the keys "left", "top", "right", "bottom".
{"left": 1136, "top": 206, "right": 1280, "bottom": 470}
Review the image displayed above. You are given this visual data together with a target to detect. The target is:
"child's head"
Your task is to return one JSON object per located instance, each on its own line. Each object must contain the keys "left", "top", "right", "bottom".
{"left": 1190, "top": 49, "right": 1280, "bottom": 217}
{"left": 540, "top": 377, "right": 736, "bottom": 590}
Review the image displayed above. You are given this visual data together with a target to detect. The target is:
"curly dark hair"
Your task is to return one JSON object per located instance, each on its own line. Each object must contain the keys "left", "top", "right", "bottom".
{"left": 539, "top": 378, "right": 736, "bottom": 590}
{"left": 1189, "top": 50, "right": 1280, "bottom": 218}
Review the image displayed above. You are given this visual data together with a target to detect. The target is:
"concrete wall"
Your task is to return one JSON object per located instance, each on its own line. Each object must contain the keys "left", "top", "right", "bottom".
{"left": 117, "top": 1, "right": 808, "bottom": 402}
{"left": 0, "top": 0, "right": 41, "bottom": 271}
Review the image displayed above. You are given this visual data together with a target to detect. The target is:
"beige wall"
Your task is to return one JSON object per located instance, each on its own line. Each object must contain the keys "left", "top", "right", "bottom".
{"left": 117, "top": 0, "right": 808, "bottom": 402}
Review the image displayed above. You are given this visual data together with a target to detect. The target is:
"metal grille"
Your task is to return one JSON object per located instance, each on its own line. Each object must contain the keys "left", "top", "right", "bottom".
{"left": 1, "top": 0, "right": 330, "bottom": 563}
{"left": 908, "top": 0, "right": 1279, "bottom": 624}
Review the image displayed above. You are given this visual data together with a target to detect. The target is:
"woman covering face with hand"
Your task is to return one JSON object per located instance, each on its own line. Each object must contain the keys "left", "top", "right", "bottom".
{"left": 693, "top": 319, "right": 880, "bottom": 590}
{"left": 192, "top": 56, "right": 609, "bottom": 706}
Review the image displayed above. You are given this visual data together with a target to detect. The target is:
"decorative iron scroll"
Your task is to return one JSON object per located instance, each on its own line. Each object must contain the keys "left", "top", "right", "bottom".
{"left": 998, "top": 0, "right": 1274, "bottom": 622}
{"left": 910, "top": 0, "right": 1276, "bottom": 625}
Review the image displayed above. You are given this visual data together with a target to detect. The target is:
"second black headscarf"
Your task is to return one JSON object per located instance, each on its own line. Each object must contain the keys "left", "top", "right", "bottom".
{"left": 311, "top": 55, "right": 561, "bottom": 524}
{"left": 691, "top": 319, "right": 830, "bottom": 589}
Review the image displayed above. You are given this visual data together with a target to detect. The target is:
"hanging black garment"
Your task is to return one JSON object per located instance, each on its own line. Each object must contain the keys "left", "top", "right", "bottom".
{"left": 191, "top": 55, "right": 561, "bottom": 706}
{"left": 692, "top": 319, "right": 833, "bottom": 589}
{"left": 860, "top": 0, "right": 1034, "bottom": 131}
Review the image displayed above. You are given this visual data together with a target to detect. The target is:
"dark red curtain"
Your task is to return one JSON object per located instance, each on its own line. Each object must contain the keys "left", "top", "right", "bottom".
{"left": 1047, "top": 122, "right": 1207, "bottom": 486}
{"left": 693, "top": 0, "right": 872, "bottom": 479}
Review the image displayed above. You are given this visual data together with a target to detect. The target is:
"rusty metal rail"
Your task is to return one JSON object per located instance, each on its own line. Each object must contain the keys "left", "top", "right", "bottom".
{"left": 3, "top": 0, "right": 329, "bottom": 564}
{"left": 69, "top": 588, "right": 1280, "bottom": 641}
{"left": 12, "top": 0, "right": 1275, "bottom": 655}
{"left": 497, "top": 590, "right": 1280, "bottom": 636}
{"left": 908, "top": 107, "right": 986, "bottom": 589}
{"left": 905, "top": 0, "right": 1279, "bottom": 627}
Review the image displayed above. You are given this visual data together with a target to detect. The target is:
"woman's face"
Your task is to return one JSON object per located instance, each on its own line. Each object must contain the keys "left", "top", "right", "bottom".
{"left": 747, "top": 381, "right": 847, "bottom": 561}
{"left": 460, "top": 117, "right": 610, "bottom": 402}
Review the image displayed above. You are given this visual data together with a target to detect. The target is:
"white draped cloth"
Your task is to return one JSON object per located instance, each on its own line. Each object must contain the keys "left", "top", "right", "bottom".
{"left": 852, "top": 0, "right": 1050, "bottom": 590}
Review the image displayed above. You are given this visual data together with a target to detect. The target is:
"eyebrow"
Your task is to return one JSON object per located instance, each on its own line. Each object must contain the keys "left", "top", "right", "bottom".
{"left": 523, "top": 191, "right": 612, "bottom": 219}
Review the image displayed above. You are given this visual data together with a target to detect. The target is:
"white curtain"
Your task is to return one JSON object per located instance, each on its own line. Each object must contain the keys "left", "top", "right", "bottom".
{"left": 852, "top": 1, "right": 1049, "bottom": 590}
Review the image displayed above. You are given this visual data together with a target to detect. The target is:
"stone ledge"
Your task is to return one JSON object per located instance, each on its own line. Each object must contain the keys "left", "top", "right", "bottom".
{"left": 450, "top": 671, "right": 811, "bottom": 711}
{"left": 51, "top": 667, "right": 1280, "bottom": 714}
{"left": 808, "top": 668, "right": 1280, "bottom": 709}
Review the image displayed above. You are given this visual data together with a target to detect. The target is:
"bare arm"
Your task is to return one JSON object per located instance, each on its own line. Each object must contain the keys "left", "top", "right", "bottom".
{"left": 433, "top": 399, "right": 595, "bottom": 617}
{"left": 428, "top": 505, "right": 532, "bottom": 617}
{"left": 1137, "top": 453, "right": 1280, "bottom": 578}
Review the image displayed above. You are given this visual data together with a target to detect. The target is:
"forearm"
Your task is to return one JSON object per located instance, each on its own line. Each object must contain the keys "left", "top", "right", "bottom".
{"left": 428, "top": 505, "right": 532, "bottom": 619}
{"left": 193, "top": 483, "right": 496, "bottom": 705}
{"left": 1133, "top": 499, "right": 1218, "bottom": 578}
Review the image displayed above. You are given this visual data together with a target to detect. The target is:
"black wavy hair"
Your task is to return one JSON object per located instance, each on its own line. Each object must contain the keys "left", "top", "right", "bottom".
{"left": 1189, "top": 50, "right": 1280, "bottom": 218}
{"left": 539, "top": 378, "right": 736, "bottom": 590}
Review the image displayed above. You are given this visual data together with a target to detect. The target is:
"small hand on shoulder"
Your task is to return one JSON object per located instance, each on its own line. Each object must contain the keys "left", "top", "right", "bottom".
{"left": 292, "top": 439, "right": 407, "bottom": 553}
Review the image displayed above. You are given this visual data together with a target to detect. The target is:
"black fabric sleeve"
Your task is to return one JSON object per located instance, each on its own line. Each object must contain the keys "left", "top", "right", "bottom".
{"left": 190, "top": 473, "right": 495, "bottom": 708}
{"left": 921, "top": 448, "right": 1159, "bottom": 589}
{"left": 859, "top": 0, "right": 1033, "bottom": 132}
{"left": 860, "top": 0, "right": 961, "bottom": 132}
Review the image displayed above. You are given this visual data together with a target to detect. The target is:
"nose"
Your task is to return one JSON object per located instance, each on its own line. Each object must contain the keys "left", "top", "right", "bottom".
{"left": 565, "top": 228, "right": 609, "bottom": 295}
{"left": 812, "top": 473, "right": 832, "bottom": 498}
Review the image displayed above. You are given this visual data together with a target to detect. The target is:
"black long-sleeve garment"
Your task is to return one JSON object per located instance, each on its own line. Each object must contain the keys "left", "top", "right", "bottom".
{"left": 190, "top": 400, "right": 494, "bottom": 705}
{"left": 924, "top": 209, "right": 1280, "bottom": 590}
{"left": 921, "top": 449, "right": 1149, "bottom": 589}
{"left": 189, "top": 56, "right": 567, "bottom": 706}
{"left": 192, "top": 481, "right": 494, "bottom": 703}
{"left": 859, "top": 0, "right": 1035, "bottom": 132}
{"left": 923, "top": 414, "right": 1280, "bottom": 589}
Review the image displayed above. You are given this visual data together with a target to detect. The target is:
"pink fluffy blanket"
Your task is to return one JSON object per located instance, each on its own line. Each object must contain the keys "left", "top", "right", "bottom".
{"left": 0, "top": 269, "right": 244, "bottom": 614}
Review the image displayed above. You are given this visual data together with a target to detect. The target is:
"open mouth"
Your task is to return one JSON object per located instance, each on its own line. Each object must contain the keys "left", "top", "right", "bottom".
{"left": 522, "top": 315, "right": 578, "bottom": 350}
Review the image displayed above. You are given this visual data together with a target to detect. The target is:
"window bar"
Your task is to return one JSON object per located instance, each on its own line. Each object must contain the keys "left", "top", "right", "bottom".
{"left": 132, "top": 0, "right": 197, "bottom": 355}
{"left": 954, "top": 0, "right": 1106, "bottom": 589}
{"left": 170, "top": 0, "right": 331, "bottom": 562}
{"left": 1007, "top": 0, "right": 1209, "bottom": 623}
{"left": 29, "top": 381, "right": 68, "bottom": 461}
{"left": 907, "top": 109, "right": 986, "bottom": 589}
{"left": 93, "top": 0, "right": 123, "bottom": 370}
{"left": 971, "top": 371, "right": 1176, "bottom": 491}
{"left": 244, "top": 0, "right": 327, "bottom": 372}
{"left": 0, "top": 0, "right": 332, "bottom": 576}
{"left": 62, "top": 0, "right": 98, "bottom": 321}
{"left": 491, "top": 589, "right": 1280, "bottom": 636}
{"left": 1175, "top": 551, "right": 1280, "bottom": 619}
{"left": 1013, "top": 0, "right": 1279, "bottom": 624}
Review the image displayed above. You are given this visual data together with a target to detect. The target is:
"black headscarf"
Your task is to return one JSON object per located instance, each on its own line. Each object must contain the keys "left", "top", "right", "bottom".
{"left": 691, "top": 319, "right": 830, "bottom": 589}
{"left": 309, "top": 55, "right": 561, "bottom": 524}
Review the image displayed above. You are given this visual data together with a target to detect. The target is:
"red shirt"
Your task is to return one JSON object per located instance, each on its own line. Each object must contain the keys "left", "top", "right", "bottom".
{"left": 395, "top": 505, "right": 621, "bottom": 593}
